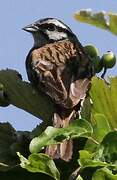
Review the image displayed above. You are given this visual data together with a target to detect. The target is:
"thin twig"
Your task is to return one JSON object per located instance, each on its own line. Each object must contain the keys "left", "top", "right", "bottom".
{"left": 101, "top": 68, "right": 107, "bottom": 78}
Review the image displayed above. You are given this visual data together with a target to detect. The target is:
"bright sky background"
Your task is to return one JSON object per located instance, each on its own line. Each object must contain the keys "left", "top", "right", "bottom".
{"left": 0, "top": 0, "right": 117, "bottom": 131}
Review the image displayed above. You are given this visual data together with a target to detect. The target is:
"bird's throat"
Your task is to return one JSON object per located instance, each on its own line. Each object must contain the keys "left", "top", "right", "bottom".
{"left": 33, "top": 32, "right": 48, "bottom": 47}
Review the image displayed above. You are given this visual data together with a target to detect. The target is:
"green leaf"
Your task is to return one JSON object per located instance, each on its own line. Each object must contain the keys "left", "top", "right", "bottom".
{"left": 18, "top": 152, "right": 60, "bottom": 180}
{"left": 78, "top": 131, "right": 117, "bottom": 172}
{"left": 0, "top": 69, "right": 55, "bottom": 122}
{"left": 74, "top": 9, "right": 108, "bottom": 30}
{"left": 89, "top": 77, "right": 117, "bottom": 129}
{"left": 109, "top": 12, "right": 117, "bottom": 35}
{"left": 74, "top": 9, "right": 117, "bottom": 36}
{"left": 29, "top": 119, "right": 93, "bottom": 153}
{"left": 84, "top": 114, "right": 111, "bottom": 152}
{"left": 95, "top": 131, "right": 117, "bottom": 165}
{"left": 78, "top": 150, "right": 107, "bottom": 169}
{"left": 76, "top": 175, "right": 84, "bottom": 180}
{"left": 92, "top": 114, "right": 111, "bottom": 143}
{"left": 92, "top": 168, "right": 117, "bottom": 180}
{"left": 78, "top": 132, "right": 117, "bottom": 179}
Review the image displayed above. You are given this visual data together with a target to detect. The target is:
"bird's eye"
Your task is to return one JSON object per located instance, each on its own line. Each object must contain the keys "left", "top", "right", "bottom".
{"left": 46, "top": 24, "right": 55, "bottom": 31}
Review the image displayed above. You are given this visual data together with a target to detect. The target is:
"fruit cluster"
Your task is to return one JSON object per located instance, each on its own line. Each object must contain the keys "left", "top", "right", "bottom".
{"left": 84, "top": 44, "right": 116, "bottom": 77}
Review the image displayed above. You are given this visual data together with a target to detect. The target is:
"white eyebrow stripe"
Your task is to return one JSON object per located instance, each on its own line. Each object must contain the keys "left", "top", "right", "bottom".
{"left": 42, "top": 19, "right": 67, "bottom": 29}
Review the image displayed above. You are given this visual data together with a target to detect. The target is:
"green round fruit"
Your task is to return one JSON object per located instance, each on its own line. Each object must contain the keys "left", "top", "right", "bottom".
{"left": 84, "top": 44, "right": 99, "bottom": 58}
{"left": 101, "top": 51, "right": 116, "bottom": 68}
{"left": 93, "top": 56, "right": 103, "bottom": 73}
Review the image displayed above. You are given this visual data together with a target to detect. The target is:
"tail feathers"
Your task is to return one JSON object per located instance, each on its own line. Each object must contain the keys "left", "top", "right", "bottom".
{"left": 60, "top": 139, "right": 73, "bottom": 161}
{"left": 46, "top": 110, "right": 77, "bottom": 161}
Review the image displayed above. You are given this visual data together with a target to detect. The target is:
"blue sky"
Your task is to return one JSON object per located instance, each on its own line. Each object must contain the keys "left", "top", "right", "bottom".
{"left": 0, "top": 0, "right": 117, "bottom": 131}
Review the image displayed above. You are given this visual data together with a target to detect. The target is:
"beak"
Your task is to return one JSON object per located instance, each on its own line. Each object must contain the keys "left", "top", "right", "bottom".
{"left": 22, "top": 23, "right": 39, "bottom": 33}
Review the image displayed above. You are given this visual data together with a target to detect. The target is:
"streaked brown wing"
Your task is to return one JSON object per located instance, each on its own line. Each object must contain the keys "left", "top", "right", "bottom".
{"left": 26, "top": 39, "right": 92, "bottom": 109}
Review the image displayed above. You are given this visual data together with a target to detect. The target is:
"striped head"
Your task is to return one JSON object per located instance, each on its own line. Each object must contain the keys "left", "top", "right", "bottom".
{"left": 23, "top": 18, "right": 75, "bottom": 47}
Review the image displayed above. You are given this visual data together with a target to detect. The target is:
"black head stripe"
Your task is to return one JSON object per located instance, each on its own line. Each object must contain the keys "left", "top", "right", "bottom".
{"left": 34, "top": 18, "right": 73, "bottom": 33}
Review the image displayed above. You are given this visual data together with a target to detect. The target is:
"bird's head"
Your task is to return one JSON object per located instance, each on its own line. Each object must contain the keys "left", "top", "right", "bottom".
{"left": 23, "top": 18, "right": 75, "bottom": 47}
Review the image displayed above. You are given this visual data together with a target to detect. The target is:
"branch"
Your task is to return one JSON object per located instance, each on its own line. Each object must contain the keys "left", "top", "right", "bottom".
{"left": 0, "top": 69, "right": 55, "bottom": 123}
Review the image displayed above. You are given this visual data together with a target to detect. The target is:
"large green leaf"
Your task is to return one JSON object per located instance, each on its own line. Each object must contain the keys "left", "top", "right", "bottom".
{"left": 18, "top": 152, "right": 60, "bottom": 180}
{"left": 92, "top": 168, "right": 117, "bottom": 180}
{"left": 89, "top": 77, "right": 117, "bottom": 129}
{"left": 78, "top": 131, "right": 117, "bottom": 179}
{"left": 78, "top": 150, "right": 108, "bottom": 169}
{"left": 74, "top": 9, "right": 117, "bottom": 36}
{"left": 84, "top": 114, "right": 111, "bottom": 152}
{"left": 92, "top": 114, "right": 111, "bottom": 143}
{"left": 95, "top": 131, "right": 117, "bottom": 165}
{"left": 29, "top": 119, "right": 93, "bottom": 153}
{"left": 0, "top": 69, "right": 55, "bottom": 122}
{"left": 84, "top": 77, "right": 117, "bottom": 152}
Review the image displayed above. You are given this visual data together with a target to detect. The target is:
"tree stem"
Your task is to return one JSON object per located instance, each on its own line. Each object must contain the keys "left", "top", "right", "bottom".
{"left": 101, "top": 68, "right": 107, "bottom": 78}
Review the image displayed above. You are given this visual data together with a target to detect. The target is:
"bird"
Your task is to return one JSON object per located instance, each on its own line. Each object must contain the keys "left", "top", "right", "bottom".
{"left": 23, "top": 18, "right": 94, "bottom": 161}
